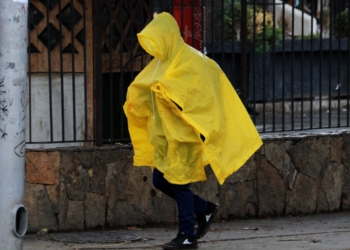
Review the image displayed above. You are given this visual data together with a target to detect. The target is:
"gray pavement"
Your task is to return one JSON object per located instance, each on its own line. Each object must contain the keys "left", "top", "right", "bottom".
{"left": 23, "top": 211, "right": 350, "bottom": 250}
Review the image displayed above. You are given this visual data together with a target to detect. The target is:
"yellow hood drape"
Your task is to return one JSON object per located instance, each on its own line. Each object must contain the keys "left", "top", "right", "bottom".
{"left": 123, "top": 12, "right": 262, "bottom": 185}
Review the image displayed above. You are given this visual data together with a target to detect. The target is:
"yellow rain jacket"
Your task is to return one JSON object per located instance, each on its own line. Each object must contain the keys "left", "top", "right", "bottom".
{"left": 123, "top": 12, "right": 262, "bottom": 185}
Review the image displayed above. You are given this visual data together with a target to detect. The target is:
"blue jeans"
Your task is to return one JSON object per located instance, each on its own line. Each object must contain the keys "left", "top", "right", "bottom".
{"left": 152, "top": 168, "right": 208, "bottom": 237}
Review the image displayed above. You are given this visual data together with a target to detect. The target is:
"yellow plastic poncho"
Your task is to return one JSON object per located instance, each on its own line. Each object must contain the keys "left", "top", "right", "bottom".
{"left": 123, "top": 12, "right": 262, "bottom": 185}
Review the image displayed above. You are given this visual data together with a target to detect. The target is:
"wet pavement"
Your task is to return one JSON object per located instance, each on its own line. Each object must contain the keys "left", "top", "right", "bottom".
{"left": 23, "top": 211, "right": 350, "bottom": 250}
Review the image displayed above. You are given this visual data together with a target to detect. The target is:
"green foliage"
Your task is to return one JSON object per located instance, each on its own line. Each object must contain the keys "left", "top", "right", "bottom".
{"left": 218, "top": 0, "right": 282, "bottom": 52}
{"left": 218, "top": 0, "right": 253, "bottom": 40}
{"left": 295, "top": 33, "right": 321, "bottom": 40}
{"left": 253, "top": 21, "right": 283, "bottom": 53}
{"left": 335, "top": 9, "right": 349, "bottom": 38}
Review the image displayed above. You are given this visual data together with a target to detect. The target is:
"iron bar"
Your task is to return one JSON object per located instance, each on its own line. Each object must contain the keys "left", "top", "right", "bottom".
{"left": 221, "top": 0, "right": 225, "bottom": 69}
{"left": 282, "top": 2, "right": 286, "bottom": 131}
{"left": 301, "top": 3, "right": 305, "bottom": 130}
{"left": 348, "top": 7, "right": 350, "bottom": 127}
{"left": 93, "top": 0, "right": 103, "bottom": 146}
{"left": 118, "top": 0, "right": 125, "bottom": 143}
{"left": 291, "top": 2, "right": 295, "bottom": 131}
{"left": 262, "top": 0, "right": 267, "bottom": 132}
{"left": 82, "top": 0, "right": 88, "bottom": 141}
{"left": 70, "top": 0, "right": 77, "bottom": 141}
{"left": 210, "top": 0, "right": 215, "bottom": 60}
{"left": 310, "top": 0, "right": 315, "bottom": 130}
{"left": 240, "top": 0, "right": 248, "bottom": 107}
{"left": 58, "top": 0, "right": 65, "bottom": 141}
{"left": 319, "top": 0, "right": 323, "bottom": 128}
{"left": 45, "top": 0, "right": 54, "bottom": 142}
{"left": 328, "top": 2, "right": 333, "bottom": 128}
{"left": 108, "top": 0, "right": 114, "bottom": 143}
{"left": 252, "top": 1, "right": 257, "bottom": 126}
{"left": 192, "top": 0, "right": 195, "bottom": 47}
{"left": 337, "top": 0, "right": 341, "bottom": 127}
{"left": 126, "top": 0, "right": 134, "bottom": 140}
{"left": 26, "top": 140, "right": 94, "bottom": 144}
{"left": 272, "top": 1, "right": 276, "bottom": 132}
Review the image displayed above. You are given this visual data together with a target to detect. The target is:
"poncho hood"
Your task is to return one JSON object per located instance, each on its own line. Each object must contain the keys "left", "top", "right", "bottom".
{"left": 124, "top": 12, "right": 263, "bottom": 185}
{"left": 137, "top": 13, "right": 185, "bottom": 61}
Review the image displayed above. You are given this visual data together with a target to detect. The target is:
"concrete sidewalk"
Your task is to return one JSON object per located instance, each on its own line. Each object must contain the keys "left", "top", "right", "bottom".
{"left": 23, "top": 211, "right": 350, "bottom": 250}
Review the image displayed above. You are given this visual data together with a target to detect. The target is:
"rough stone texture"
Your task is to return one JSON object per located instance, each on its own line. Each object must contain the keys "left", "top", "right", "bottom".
{"left": 225, "top": 156, "right": 257, "bottom": 183}
{"left": 63, "top": 200, "right": 84, "bottom": 231}
{"left": 219, "top": 180, "right": 257, "bottom": 219}
{"left": 89, "top": 151, "right": 108, "bottom": 195}
{"left": 192, "top": 166, "right": 219, "bottom": 202}
{"left": 330, "top": 137, "right": 343, "bottom": 163}
{"left": 287, "top": 162, "right": 298, "bottom": 190}
{"left": 26, "top": 151, "right": 60, "bottom": 185}
{"left": 24, "top": 183, "right": 58, "bottom": 232}
{"left": 216, "top": 157, "right": 257, "bottom": 219}
{"left": 317, "top": 164, "right": 345, "bottom": 212}
{"left": 60, "top": 151, "right": 92, "bottom": 178}
{"left": 342, "top": 168, "right": 350, "bottom": 209}
{"left": 65, "top": 164, "right": 90, "bottom": 201}
{"left": 57, "top": 180, "right": 69, "bottom": 231}
{"left": 105, "top": 154, "right": 176, "bottom": 227}
{"left": 264, "top": 141, "right": 289, "bottom": 174}
{"left": 24, "top": 133, "right": 350, "bottom": 232}
{"left": 264, "top": 141, "right": 295, "bottom": 188}
{"left": 286, "top": 173, "right": 319, "bottom": 214}
{"left": 84, "top": 192, "right": 106, "bottom": 228}
{"left": 284, "top": 140, "right": 297, "bottom": 150}
{"left": 257, "top": 157, "right": 285, "bottom": 217}
{"left": 342, "top": 136, "right": 350, "bottom": 167}
{"left": 288, "top": 137, "right": 330, "bottom": 180}
{"left": 46, "top": 184, "right": 59, "bottom": 214}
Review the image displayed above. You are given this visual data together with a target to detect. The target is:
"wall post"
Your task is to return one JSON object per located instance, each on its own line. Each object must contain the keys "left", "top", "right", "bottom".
{"left": 0, "top": 0, "right": 29, "bottom": 249}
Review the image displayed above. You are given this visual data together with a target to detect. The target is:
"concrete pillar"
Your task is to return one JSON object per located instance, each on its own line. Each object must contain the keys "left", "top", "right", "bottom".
{"left": 0, "top": 0, "right": 29, "bottom": 249}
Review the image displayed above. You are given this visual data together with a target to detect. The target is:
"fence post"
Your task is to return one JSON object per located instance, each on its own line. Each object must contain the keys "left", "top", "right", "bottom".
{"left": 240, "top": 0, "right": 248, "bottom": 106}
{"left": 93, "top": 0, "right": 103, "bottom": 146}
{"left": 0, "top": 0, "right": 28, "bottom": 249}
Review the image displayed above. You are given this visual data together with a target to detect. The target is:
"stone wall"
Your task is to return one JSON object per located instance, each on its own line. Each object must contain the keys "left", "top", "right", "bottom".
{"left": 24, "top": 131, "right": 350, "bottom": 233}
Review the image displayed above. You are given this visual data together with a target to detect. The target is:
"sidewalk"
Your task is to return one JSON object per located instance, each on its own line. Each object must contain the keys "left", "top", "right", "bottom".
{"left": 23, "top": 211, "right": 350, "bottom": 250}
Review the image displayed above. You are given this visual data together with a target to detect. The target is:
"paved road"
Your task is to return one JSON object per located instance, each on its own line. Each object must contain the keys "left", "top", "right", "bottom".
{"left": 24, "top": 211, "right": 350, "bottom": 250}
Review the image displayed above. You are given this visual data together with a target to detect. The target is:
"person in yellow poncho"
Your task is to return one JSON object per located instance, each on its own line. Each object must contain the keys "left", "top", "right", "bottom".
{"left": 123, "top": 12, "right": 263, "bottom": 250}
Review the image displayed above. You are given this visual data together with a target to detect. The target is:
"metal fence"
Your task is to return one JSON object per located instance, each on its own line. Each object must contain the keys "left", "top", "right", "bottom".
{"left": 26, "top": 0, "right": 350, "bottom": 146}
{"left": 27, "top": 0, "right": 92, "bottom": 147}
{"left": 205, "top": 0, "right": 350, "bottom": 134}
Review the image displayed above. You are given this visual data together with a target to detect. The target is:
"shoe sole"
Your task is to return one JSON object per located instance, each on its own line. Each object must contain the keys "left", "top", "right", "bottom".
{"left": 196, "top": 204, "right": 219, "bottom": 239}
{"left": 162, "top": 244, "right": 198, "bottom": 249}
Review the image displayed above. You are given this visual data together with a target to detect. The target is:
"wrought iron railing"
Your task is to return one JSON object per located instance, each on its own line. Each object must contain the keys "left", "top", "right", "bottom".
{"left": 26, "top": 0, "right": 350, "bottom": 147}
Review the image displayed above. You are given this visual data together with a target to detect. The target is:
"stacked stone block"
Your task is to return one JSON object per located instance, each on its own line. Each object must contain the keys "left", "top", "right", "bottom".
{"left": 24, "top": 133, "right": 350, "bottom": 233}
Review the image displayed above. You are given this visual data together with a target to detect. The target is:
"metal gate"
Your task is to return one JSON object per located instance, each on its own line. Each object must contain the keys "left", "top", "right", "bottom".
{"left": 93, "top": 0, "right": 154, "bottom": 145}
{"left": 27, "top": 0, "right": 94, "bottom": 148}
{"left": 27, "top": 0, "right": 350, "bottom": 147}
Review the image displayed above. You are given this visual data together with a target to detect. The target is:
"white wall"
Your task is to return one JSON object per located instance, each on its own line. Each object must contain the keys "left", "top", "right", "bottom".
{"left": 26, "top": 73, "right": 86, "bottom": 149}
{"left": 274, "top": 0, "right": 318, "bottom": 36}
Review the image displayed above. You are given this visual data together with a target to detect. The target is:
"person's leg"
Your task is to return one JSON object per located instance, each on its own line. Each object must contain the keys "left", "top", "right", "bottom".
{"left": 153, "top": 168, "right": 196, "bottom": 237}
{"left": 171, "top": 183, "right": 196, "bottom": 237}
{"left": 152, "top": 168, "right": 176, "bottom": 199}
{"left": 153, "top": 169, "right": 218, "bottom": 242}
{"left": 193, "top": 194, "right": 207, "bottom": 216}
{"left": 153, "top": 169, "right": 198, "bottom": 249}
{"left": 153, "top": 168, "right": 208, "bottom": 214}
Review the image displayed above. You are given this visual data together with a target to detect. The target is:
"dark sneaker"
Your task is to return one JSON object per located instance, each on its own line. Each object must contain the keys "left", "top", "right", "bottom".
{"left": 162, "top": 232, "right": 198, "bottom": 249}
{"left": 196, "top": 202, "right": 219, "bottom": 239}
